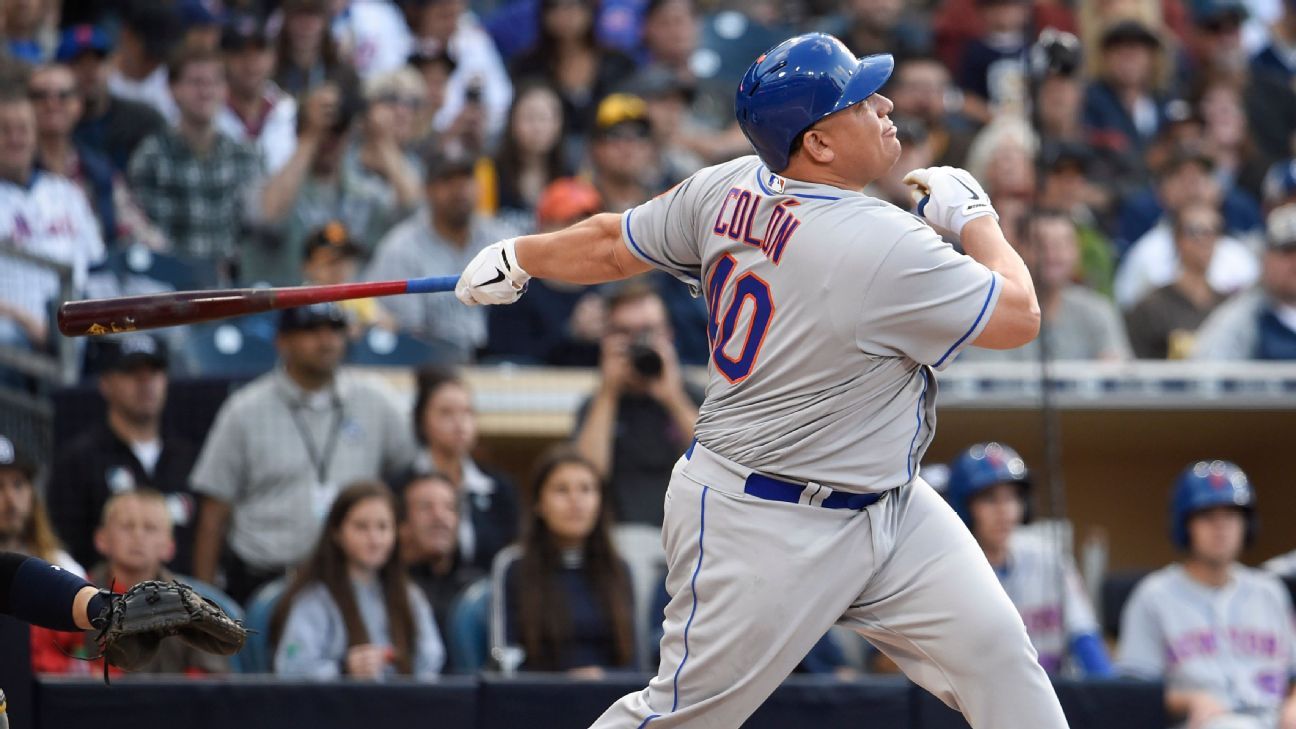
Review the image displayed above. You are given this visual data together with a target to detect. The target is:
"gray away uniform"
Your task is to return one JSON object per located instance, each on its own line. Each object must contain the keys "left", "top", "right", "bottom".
{"left": 1118, "top": 564, "right": 1296, "bottom": 729}
{"left": 590, "top": 156, "right": 1067, "bottom": 728}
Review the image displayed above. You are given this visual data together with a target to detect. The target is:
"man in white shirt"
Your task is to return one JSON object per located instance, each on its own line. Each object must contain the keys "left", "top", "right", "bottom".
{"left": 1114, "top": 152, "right": 1260, "bottom": 310}
{"left": 409, "top": 0, "right": 512, "bottom": 139}
{"left": 107, "top": 2, "right": 181, "bottom": 123}
{"left": 0, "top": 88, "right": 104, "bottom": 351}
{"left": 215, "top": 15, "right": 299, "bottom": 174}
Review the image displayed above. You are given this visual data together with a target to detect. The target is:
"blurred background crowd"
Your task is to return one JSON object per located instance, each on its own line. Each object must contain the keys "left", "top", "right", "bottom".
{"left": 0, "top": 0, "right": 1294, "bottom": 726}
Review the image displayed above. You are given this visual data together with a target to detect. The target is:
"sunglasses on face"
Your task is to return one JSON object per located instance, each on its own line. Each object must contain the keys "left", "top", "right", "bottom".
{"left": 376, "top": 94, "right": 425, "bottom": 109}
{"left": 1180, "top": 224, "right": 1220, "bottom": 239}
{"left": 29, "top": 89, "right": 77, "bottom": 102}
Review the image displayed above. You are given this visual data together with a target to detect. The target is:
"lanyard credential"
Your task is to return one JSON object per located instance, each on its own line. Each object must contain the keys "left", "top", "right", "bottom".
{"left": 286, "top": 396, "right": 344, "bottom": 485}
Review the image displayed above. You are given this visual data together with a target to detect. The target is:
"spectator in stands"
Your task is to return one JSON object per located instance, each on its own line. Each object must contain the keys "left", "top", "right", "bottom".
{"left": 1115, "top": 151, "right": 1260, "bottom": 310}
{"left": 486, "top": 82, "right": 570, "bottom": 222}
{"left": 408, "top": 46, "right": 456, "bottom": 145}
{"left": 398, "top": 469, "right": 482, "bottom": 668}
{"left": 1036, "top": 143, "right": 1116, "bottom": 296}
{"left": 1186, "top": 0, "right": 1250, "bottom": 83}
{"left": 886, "top": 54, "right": 978, "bottom": 168}
{"left": 366, "top": 148, "right": 514, "bottom": 357}
{"left": 1198, "top": 80, "right": 1268, "bottom": 205}
{"left": 4, "top": 0, "right": 54, "bottom": 64}
{"left": 962, "top": 210, "right": 1133, "bottom": 362}
{"left": 179, "top": 0, "right": 223, "bottom": 53}
{"left": 1082, "top": 20, "right": 1171, "bottom": 179}
{"left": 29, "top": 63, "right": 115, "bottom": 243}
{"left": 47, "top": 334, "right": 199, "bottom": 574}
{"left": 273, "top": 0, "right": 361, "bottom": 99}
{"left": 1192, "top": 203, "right": 1296, "bottom": 360}
{"left": 216, "top": 15, "right": 299, "bottom": 176}
{"left": 85, "top": 489, "right": 229, "bottom": 675}
{"left": 639, "top": 0, "right": 698, "bottom": 86}
{"left": 1263, "top": 159, "right": 1296, "bottom": 214}
{"left": 957, "top": 0, "right": 1032, "bottom": 112}
{"left": 485, "top": 177, "right": 606, "bottom": 366}
{"left": 587, "top": 93, "right": 656, "bottom": 212}
{"left": 272, "top": 480, "right": 444, "bottom": 679}
{"left": 964, "top": 115, "right": 1037, "bottom": 206}
{"left": 493, "top": 449, "right": 635, "bottom": 675}
{"left": 252, "top": 84, "right": 410, "bottom": 285}
{"left": 127, "top": 47, "right": 263, "bottom": 280}
{"left": 1125, "top": 207, "right": 1229, "bottom": 359}
{"left": 108, "top": 1, "right": 182, "bottom": 122}
{"left": 345, "top": 67, "right": 426, "bottom": 197}
{"left": 509, "top": 0, "right": 637, "bottom": 147}
{"left": 945, "top": 443, "right": 1113, "bottom": 676}
{"left": 820, "top": 0, "right": 930, "bottom": 58}
{"left": 573, "top": 282, "right": 702, "bottom": 527}
{"left": 190, "top": 303, "right": 417, "bottom": 603}
{"left": 0, "top": 432, "right": 88, "bottom": 673}
{"left": 62, "top": 25, "right": 168, "bottom": 174}
{"left": 631, "top": 68, "right": 706, "bottom": 183}
{"left": 411, "top": 367, "right": 519, "bottom": 573}
{"left": 0, "top": 86, "right": 104, "bottom": 353}
{"left": 1252, "top": 0, "right": 1295, "bottom": 88}
{"left": 409, "top": 0, "right": 514, "bottom": 141}
{"left": 300, "top": 222, "right": 396, "bottom": 337}
{"left": 1117, "top": 461, "right": 1296, "bottom": 729}
{"left": 332, "top": 0, "right": 415, "bottom": 80}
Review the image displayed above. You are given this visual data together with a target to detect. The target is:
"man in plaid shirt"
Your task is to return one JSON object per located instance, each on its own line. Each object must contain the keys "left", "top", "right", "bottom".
{"left": 128, "top": 46, "right": 262, "bottom": 278}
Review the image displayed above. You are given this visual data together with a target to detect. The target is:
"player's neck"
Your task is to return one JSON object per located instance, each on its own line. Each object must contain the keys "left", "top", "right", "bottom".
{"left": 1183, "top": 557, "right": 1234, "bottom": 588}
{"left": 778, "top": 161, "right": 865, "bottom": 193}
{"left": 107, "top": 409, "right": 160, "bottom": 446}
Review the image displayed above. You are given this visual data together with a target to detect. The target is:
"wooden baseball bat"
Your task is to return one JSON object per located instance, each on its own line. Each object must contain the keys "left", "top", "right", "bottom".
{"left": 57, "top": 275, "right": 460, "bottom": 337}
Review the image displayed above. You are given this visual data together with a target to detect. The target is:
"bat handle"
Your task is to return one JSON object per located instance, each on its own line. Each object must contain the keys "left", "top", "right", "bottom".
{"left": 406, "top": 275, "right": 460, "bottom": 295}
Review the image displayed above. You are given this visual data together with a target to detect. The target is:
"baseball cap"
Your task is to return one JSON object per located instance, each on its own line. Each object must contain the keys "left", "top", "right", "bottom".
{"left": 536, "top": 178, "right": 603, "bottom": 227}
{"left": 1267, "top": 204, "right": 1296, "bottom": 250}
{"left": 0, "top": 434, "right": 36, "bottom": 479}
{"left": 181, "top": 0, "right": 223, "bottom": 29}
{"left": 1101, "top": 20, "right": 1162, "bottom": 49}
{"left": 594, "top": 93, "right": 651, "bottom": 139}
{"left": 278, "top": 302, "right": 349, "bottom": 333}
{"left": 1190, "top": 0, "right": 1248, "bottom": 26}
{"left": 100, "top": 333, "right": 170, "bottom": 372}
{"left": 1042, "top": 141, "right": 1093, "bottom": 174}
{"left": 56, "top": 25, "right": 112, "bottom": 62}
{"left": 221, "top": 14, "right": 272, "bottom": 52}
{"left": 1262, "top": 160, "right": 1296, "bottom": 206}
{"left": 303, "top": 221, "right": 365, "bottom": 261}
{"left": 422, "top": 146, "right": 477, "bottom": 181}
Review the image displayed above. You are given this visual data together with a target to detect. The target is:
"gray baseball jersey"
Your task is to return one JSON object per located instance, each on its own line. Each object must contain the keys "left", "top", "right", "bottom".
{"left": 622, "top": 156, "right": 1002, "bottom": 492}
{"left": 1117, "top": 564, "right": 1296, "bottom": 723}
{"left": 998, "top": 532, "right": 1102, "bottom": 674}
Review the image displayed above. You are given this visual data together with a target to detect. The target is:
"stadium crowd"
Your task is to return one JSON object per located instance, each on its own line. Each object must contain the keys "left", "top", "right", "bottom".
{"left": 0, "top": 0, "right": 1295, "bottom": 726}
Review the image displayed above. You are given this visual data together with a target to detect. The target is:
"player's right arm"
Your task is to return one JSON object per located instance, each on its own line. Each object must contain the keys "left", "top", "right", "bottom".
{"left": 959, "top": 216, "right": 1041, "bottom": 349}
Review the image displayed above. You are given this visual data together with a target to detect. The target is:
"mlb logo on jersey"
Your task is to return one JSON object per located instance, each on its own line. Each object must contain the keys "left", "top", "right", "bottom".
{"left": 765, "top": 172, "right": 786, "bottom": 194}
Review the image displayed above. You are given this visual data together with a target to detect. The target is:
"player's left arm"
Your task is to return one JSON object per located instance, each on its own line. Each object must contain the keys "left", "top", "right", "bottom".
{"left": 0, "top": 551, "right": 104, "bottom": 631}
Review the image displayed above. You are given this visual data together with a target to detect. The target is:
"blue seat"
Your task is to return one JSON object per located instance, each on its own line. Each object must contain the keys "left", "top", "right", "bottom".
{"left": 345, "top": 328, "right": 457, "bottom": 367}
{"left": 447, "top": 577, "right": 491, "bottom": 673}
{"left": 184, "top": 322, "right": 278, "bottom": 378}
{"left": 237, "top": 577, "right": 289, "bottom": 674}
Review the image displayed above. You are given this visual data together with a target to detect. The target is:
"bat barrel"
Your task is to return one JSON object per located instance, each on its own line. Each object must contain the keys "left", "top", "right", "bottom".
{"left": 57, "top": 289, "right": 278, "bottom": 337}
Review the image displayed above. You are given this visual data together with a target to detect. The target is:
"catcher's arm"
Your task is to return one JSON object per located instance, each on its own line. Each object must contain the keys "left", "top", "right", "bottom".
{"left": 0, "top": 551, "right": 106, "bottom": 631}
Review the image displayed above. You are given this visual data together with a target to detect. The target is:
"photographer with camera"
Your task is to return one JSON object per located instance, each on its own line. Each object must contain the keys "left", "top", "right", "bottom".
{"left": 572, "top": 281, "right": 702, "bottom": 528}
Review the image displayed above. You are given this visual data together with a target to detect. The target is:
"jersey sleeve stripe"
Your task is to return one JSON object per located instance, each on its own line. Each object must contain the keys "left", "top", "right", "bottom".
{"left": 933, "top": 271, "right": 999, "bottom": 368}
{"left": 622, "top": 206, "right": 695, "bottom": 278}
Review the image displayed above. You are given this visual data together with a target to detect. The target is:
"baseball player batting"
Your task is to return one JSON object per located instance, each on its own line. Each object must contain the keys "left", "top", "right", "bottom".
{"left": 456, "top": 33, "right": 1066, "bottom": 728}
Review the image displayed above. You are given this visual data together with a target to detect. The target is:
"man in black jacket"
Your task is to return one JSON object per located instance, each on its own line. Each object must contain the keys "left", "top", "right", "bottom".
{"left": 47, "top": 334, "right": 199, "bottom": 573}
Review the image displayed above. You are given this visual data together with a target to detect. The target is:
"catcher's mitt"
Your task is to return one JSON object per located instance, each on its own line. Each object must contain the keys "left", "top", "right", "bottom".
{"left": 92, "top": 580, "right": 248, "bottom": 674}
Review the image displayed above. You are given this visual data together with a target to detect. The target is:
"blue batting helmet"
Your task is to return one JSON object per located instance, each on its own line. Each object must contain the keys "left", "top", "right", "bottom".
{"left": 735, "top": 33, "right": 894, "bottom": 172}
{"left": 945, "top": 443, "right": 1031, "bottom": 527}
{"left": 1169, "top": 460, "right": 1256, "bottom": 550}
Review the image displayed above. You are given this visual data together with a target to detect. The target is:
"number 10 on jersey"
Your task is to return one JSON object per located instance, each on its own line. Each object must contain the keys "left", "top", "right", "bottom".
{"left": 706, "top": 254, "right": 776, "bottom": 383}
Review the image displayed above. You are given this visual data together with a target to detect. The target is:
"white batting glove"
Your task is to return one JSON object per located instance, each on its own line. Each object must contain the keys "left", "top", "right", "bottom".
{"left": 902, "top": 166, "right": 998, "bottom": 236}
{"left": 455, "top": 237, "right": 530, "bottom": 306}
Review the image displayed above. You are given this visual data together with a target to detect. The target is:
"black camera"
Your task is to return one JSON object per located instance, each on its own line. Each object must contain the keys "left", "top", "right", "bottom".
{"left": 628, "top": 337, "right": 663, "bottom": 379}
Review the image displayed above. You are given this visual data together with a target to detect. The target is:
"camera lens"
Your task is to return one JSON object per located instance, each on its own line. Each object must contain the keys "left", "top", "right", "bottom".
{"left": 629, "top": 342, "right": 663, "bottom": 378}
